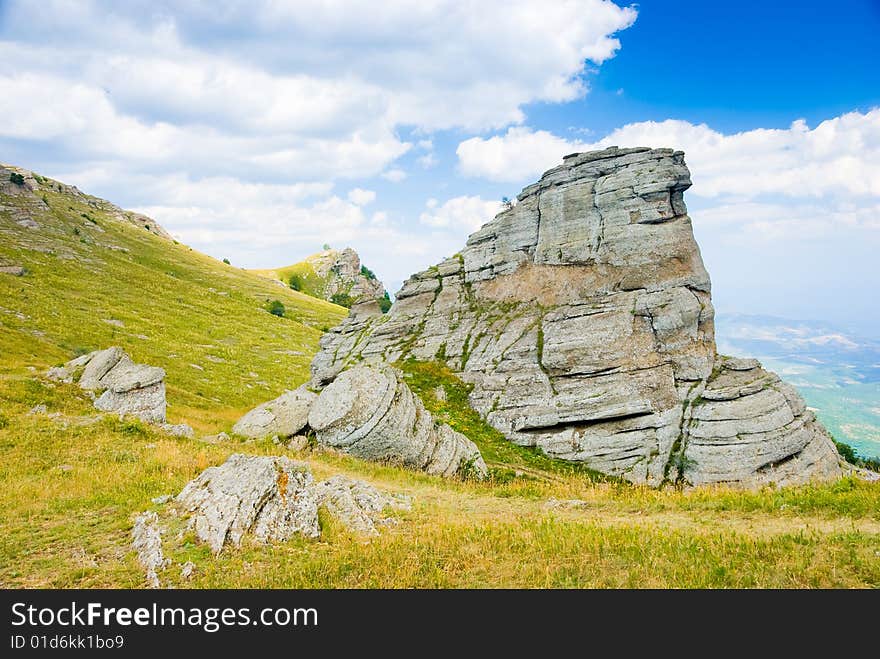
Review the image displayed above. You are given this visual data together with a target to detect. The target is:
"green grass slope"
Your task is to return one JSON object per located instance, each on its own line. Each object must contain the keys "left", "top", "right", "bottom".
{"left": 2, "top": 377, "right": 878, "bottom": 588}
{"left": 251, "top": 256, "right": 332, "bottom": 300}
{"left": 251, "top": 249, "right": 391, "bottom": 311}
{"left": 0, "top": 166, "right": 346, "bottom": 431}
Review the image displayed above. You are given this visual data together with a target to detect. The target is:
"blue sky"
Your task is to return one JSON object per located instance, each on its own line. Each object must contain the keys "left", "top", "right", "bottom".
{"left": 1, "top": 0, "right": 878, "bottom": 336}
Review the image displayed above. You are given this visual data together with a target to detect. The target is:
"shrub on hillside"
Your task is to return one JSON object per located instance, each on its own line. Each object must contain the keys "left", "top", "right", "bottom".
{"left": 9, "top": 172, "right": 25, "bottom": 186}
{"left": 330, "top": 292, "right": 353, "bottom": 308}
{"left": 360, "top": 264, "right": 377, "bottom": 280}
{"left": 289, "top": 274, "right": 303, "bottom": 291}
{"left": 267, "top": 299, "right": 286, "bottom": 317}
{"left": 835, "top": 439, "right": 880, "bottom": 472}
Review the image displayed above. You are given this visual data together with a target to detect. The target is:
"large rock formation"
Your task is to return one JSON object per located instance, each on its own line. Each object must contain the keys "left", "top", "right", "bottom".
{"left": 311, "top": 147, "right": 844, "bottom": 488}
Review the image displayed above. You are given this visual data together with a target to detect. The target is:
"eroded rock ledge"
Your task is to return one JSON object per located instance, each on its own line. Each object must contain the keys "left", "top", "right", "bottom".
{"left": 309, "top": 147, "right": 844, "bottom": 488}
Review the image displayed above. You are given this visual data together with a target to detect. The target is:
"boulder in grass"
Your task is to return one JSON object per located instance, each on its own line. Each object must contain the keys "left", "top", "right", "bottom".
{"left": 232, "top": 386, "right": 316, "bottom": 439}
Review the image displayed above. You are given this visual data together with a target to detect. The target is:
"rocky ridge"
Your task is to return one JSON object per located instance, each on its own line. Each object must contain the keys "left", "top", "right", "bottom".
{"left": 2, "top": 164, "right": 172, "bottom": 240}
{"left": 313, "top": 247, "right": 386, "bottom": 303}
{"left": 309, "top": 147, "right": 844, "bottom": 488}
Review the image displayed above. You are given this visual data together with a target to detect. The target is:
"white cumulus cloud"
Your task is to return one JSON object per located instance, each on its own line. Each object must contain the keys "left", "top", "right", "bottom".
{"left": 420, "top": 196, "right": 502, "bottom": 232}
{"left": 456, "top": 109, "right": 880, "bottom": 201}
{"left": 347, "top": 188, "right": 376, "bottom": 206}
{"left": 457, "top": 126, "right": 590, "bottom": 182}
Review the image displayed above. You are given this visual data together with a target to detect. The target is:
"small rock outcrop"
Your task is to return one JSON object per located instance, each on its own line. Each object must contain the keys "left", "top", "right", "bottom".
{"left": 132, "top": 455, "right": 410, "bottom": 574}
{"left": 131, "top": 512, "right": 169, "bottom": 589}
{"left": 308, "top": 365, "right": 488, "bottom": 478}
{"left": 48, "top": 347, "right": 167, "bottom": 423}
{"left": 310, "top": 147, "right": 844, "bottom": 489}
{"left": 232, "top": 386, "right": 316, "bottom": 439}
{"left": 306, "top": 247, "right": 386, "bottom": 303}
{"left": 311, "top": 475, "right": 412, "bottom": 536}
{"left": 0, "top": 264, "right": 25, "bottom": 276}
{"left": 175, "top": 454, "right": 320, "bottom": 553}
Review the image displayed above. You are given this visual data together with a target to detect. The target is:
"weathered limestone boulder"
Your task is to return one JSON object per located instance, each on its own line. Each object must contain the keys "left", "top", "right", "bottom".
{"left": 47, "top": 347, "right": 167, "bottom": 423}
{"left": 308, "top": 365, "right": 488, "bottom": 479}
{"left": 311, "top": 475, "right": 411, "bottom": 536}
{"left": 310, "top": 147, "right": 844, "bottom": 488}
{"left": 155, "top": 455, "right": 409, "bottom": 558}
{"left": 679, "top": 357, "right": 842, "bottom": 486}
{"left": 175, "top": 454, "right": 319, "bottom": 553}
{"left": 232, "top": 386, "right": 316, "bottom": 439}
{"left": 161, "top": 423, "right": 195, "bottom": 438}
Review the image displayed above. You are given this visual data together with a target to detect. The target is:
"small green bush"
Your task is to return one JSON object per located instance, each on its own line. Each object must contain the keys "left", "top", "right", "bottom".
{"left": 360, "top": 264, "right": 377, "bottom": 280}
{"left": 9, "top": 172, "right": 25, "bottom": 186}
{"left": 267, "top": 299, "right": 286, "bottom": 317}
{"left": 835, "top": 439, "right": 880, "bottom": 472}
{"left": 378, "top": 291, "right": 392, "bottom": 313}
{"left": 222, "top": 258, "right": 230, "bottom": 265}
{"left": 288, "top": 274, "right": 303, "bottom": 291}
{"left": 330, "top": 292, "right": 353, "bottom": 308}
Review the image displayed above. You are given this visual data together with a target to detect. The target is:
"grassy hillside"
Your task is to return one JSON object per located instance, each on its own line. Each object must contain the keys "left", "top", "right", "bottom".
{"left": 252, "top": 257, "right": 335, "bottom": 300}
{"left": 1, "top": 165, "right": 878, "bottom": 589}
{"left": 1, "top": 377, "right": 878, "bottom": 588}
{"left": 252, "top": 249, "right": 391, "bottom": 311}
{"left": 0, "top": 166, "right": 347, "bottom": 431}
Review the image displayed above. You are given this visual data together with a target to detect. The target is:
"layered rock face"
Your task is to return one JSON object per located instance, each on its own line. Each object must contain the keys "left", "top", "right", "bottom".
{"left": 311, "top": 147, "right": 843, "bottom": 488}
{"left": 232, "top": 365, "right": 487, "bottom": 479}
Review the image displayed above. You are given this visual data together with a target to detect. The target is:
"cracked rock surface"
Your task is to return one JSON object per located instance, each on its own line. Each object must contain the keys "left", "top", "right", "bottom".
{"left": 175, "top": 454, "right": 319, "bottom": 553}
{"left": 131, "top": 455, "right": 411, "bottom": 582}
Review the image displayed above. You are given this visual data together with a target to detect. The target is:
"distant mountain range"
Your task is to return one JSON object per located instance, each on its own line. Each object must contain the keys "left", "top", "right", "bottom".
{"left": 716, "top": 313, "right": 880, "bottom": 458}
